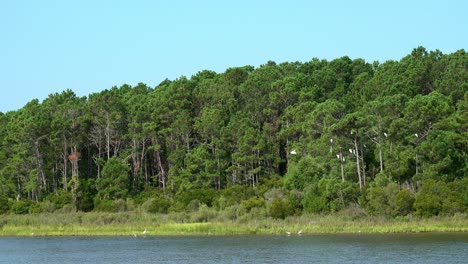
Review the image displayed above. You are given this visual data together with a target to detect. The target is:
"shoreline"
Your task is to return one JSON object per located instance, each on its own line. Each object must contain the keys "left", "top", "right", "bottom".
{"left": 1, "top": 212, "right": 467, "bottom": 237}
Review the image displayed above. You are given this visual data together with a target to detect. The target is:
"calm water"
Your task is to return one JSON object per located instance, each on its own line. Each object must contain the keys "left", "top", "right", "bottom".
{"left": 1, "top": 233, "right": 467, "bottom": 263}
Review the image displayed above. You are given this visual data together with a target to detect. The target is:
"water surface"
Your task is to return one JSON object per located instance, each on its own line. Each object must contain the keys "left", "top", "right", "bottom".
{"left": 1, "top": 233, "right": 467, "bottom": 263}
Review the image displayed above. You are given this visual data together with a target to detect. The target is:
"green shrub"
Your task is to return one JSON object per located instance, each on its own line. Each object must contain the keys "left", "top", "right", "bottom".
{"left": 47, "top": 191, "right": 73, "bottom": 209}
{"left": 264, "top": 188, "right": 285, "bottom": 201}
{"left": 76, "top": 179, "right": 96, "bottom": 212}
{"left": 336, "top": 205, "right": 367, "bottom": 220}
{"left": 240, "top": 197, "right": 266, "bottom": 212}
{"left": 269, "top": 198, "right": 294, "bottom": 219}
{"left": 11, "top": 199, "right": 33, "bottom": 214}
{"left": 29, "top": 202, "right": 44, "bottom": 214}
{"left": 216, "top": 205, "right": 239, "bottom": 222}
{"left": 58, "top": 204, "right": 77, "bottom": 213}
{"left": 391, "top": 189, "right": 415, "bottom": 216}
{"left": 414, "top": 191, "right": 442, "bottom": 217}
{"left": 191, "top": 204, "right": 217, "bottom": 222}
{"left": 303, "top": 184, "right": 327, "bottom": 213}
{"left": 238, "top": 206, "right": 268, "bottom": 223}
{"left": 287, "top": 190, "right": 303, "bottom": 215}
{"left": 93, "top": 199, "right": 118, "bottom": 212}
{"left": 284, "top": 156, "right": 325, "bottom": 190}
{"left": 219, "top": 185, "right": 255, "bottom": 207}
{"left": 176, "top": 188, "right": 216, "bottom": 208}
{"left": 365, "top": 182, "right": 399, "bottom": 216}
{"left": 186, "top": 199, "right": 201, "bottom": 212}
{"left": 141, "top": 197, "right": 171, "bottom": 214}
{"left": 413, "top": 179, "right": 465, "bottom": 217}
{"left": 0, "top": 196, "right": 10, "bottom": 214}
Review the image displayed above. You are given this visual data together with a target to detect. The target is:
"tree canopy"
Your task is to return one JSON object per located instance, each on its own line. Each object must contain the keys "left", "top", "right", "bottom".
{"left": 0, "top": 47, "right": 466, "bottom": 217}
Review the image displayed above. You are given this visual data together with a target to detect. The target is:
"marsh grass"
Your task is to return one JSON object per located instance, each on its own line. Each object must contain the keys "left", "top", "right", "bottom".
{"left": 0, "top": 212, "right": 466, "bottom": 236}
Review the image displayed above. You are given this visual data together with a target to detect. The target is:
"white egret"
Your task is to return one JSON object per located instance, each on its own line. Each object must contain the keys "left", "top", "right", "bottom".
{"left": 298, "top": 230, "right": 303, "bottom": 236}
{"left": 290, "top": 150, "right": 297, "bottom": 155}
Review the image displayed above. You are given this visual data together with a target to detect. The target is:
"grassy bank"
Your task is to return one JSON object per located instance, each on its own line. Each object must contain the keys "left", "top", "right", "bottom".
{"left": 1, "top": 212, "right": 467, "bottom": 236}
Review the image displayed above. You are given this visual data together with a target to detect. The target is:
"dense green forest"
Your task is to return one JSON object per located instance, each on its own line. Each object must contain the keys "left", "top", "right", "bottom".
{"left": 0, "top": 47, "right": 466, "bottom": 219}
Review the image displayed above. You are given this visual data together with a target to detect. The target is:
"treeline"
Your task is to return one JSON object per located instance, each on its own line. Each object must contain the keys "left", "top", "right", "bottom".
{"left": 0, "top": 47, "right": 466, "bottom": 218}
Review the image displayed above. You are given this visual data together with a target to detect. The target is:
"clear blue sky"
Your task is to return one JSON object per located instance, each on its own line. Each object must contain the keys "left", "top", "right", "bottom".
{"left": 1, "top": 0, "right": 466, "bottom": 112}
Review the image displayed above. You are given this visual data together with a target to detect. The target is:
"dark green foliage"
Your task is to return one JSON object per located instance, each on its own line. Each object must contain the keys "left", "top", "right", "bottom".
{"left": 392, "top": 189, "right": 415, "bottom": 216}
{"left": 0, "top": 47, "right": 466, "bottom": 218}
{"left": 93, "top": 198, "right": 131, "bottom": 213}
{"left": 287, "top": 190, "right": 304, "bottom": 215}
{"left": 47, "top": 191, "right": 73, "bottom": 210}
{"left": 176, "top": 188, "right": 217, "bottom": 209}
{"left": 284, "top": 156, "right": 325, "bottom": 190}
{"left": 0, "top": 196, "right": 11, "bottom": 214}
{"left": 269, "top": 198, "right": 294, "bottom": 219}
{"left": 240, "top": 197, "right": 266, "bottom": 212}
{"left": 414, "top": 179, "right": 465, "bottom": 217}
{"left": 76, "top": 179, "right": 96, "bottom": 212}
{"left": 217, "top": 185, "right": 256, "bottom": 208}
{"left": 11, "top": 199, "right": 33, "bottom": 215}
{"left": 364, "top": 176, "right": 399, "bottom": 216}
{"left": 141, "top": 196, "right": 171, "bottom": 214}
{"left": 303, "top": 184, "right": 328, "bottom": 213}
{"left": 96, "top": 157, "right": 129, "bottom": 200}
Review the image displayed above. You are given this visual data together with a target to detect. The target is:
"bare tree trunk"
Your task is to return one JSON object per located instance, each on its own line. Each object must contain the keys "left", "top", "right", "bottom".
{"left": 53, "top": 164, "right": 58, "bottom": 194}
{"left": 360, "top": 143, "right": 366, "bottom": 186}
{"left": 105, "top": 111, "right": 110, "bottom": 160}
{"left": 354, "top": 136, "right": 362, "bottom": 191}
{"left": 140, "top": 138, "right": 146, "bottom": 187}
{"left": 155, "top": 149, "right": 166, "bottom": 190}
{"left": 62, "top": 134, "right": 68, "bottom": 192}
{"left": 217, "top": 152, "right": 221, "bottom": 190}
{"left": 415, "top": 153, "right": 419, "bottom": 176}
{"left": 339, "top": 147, "right": 345, "bottom": 182}
{"left": 34, "top": 140, "right": 47, "bottom": 191}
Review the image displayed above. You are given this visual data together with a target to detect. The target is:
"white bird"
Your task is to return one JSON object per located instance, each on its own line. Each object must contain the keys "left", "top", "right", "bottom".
{"left": 290, "top": 150, "right": 297, "bottom": 155}
{"left": 330, "top": 138, "right": 333, "bottom": 143}
{"left": 414, "top": 133, "right": 418, "bottom": 138}
{"left": 286, "top": 231, "right": 291, "bottom": 236}
{"left": 384, "top": 132, "right": 388, "bottom": 137}
{"left": 31, "top": 232, "right": 35, "bottom": 237}
{"left": 349, "top": 148, "right": 353, "bottom": 154}
{"left": 298, "top": 230, "right": 303, "bottom": 236}
{"left": 336, "top": 154, "right": 340, "bottom": 159}
{"left": 133, "top": 233, "right": 138, "bottom": 238}
{"left": 143, "top": 229, "right": 147, "bottom": 235}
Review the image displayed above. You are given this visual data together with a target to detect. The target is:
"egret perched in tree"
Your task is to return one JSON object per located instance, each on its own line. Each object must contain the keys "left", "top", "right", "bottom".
{"left": 384, "top": 132, "right": 388, "bottom": 137}
{"left": 414, "top": 133, "right": 418, "bottom": 138}
{"left": 290, "top": 150, "right": 297, "bottom": 155}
